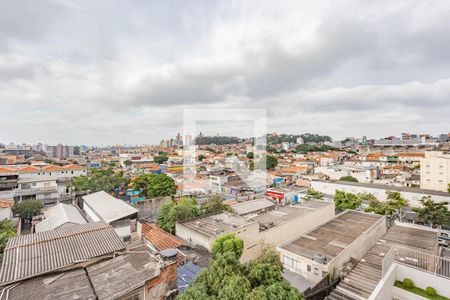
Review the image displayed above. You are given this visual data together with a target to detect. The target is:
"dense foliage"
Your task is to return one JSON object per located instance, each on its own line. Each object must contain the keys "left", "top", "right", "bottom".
{"left": 178, "top": 235, "right": 303, "bottom": 300}
{"left": 72, "top": 168, "right": 128, "bottom": 193}
{"left": 156, "top": 196, "right": 231, "bottom": 233}
{"left": 267, "top": 133, "right": 332, "bottom": 144}
{"left": 0, "top": 220, "right": 16, "bottom": 257}
{"left": 413, "top": 196, "right": 450, "bottom": 227}
{"left": 133, "top": 174, "right": 177, "bottom": 198}
{"left": 153, "top": 153, "right": 169, "bottom": 164}
{"left": 334, "top": 190, "right": 362, "bottom": 211}
{"left": 305, "top": 188, "right": 324, "bottom": 200}
{"left": 12, "top": 200, "right": 43, "bottom": 220}
{"left": 123, "top": 159, "right": 132, "bottom": 167}
{"left": 255, "top": 155, "right": 278, "bottom": 170}
{"left": 195, "top": 136, "right": 241, "bottom": 145}
{"left": 339, "top": 175, "right": 358, "bottom": 182}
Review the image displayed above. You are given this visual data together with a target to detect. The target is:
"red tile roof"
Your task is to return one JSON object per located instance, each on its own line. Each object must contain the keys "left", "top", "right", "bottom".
{"left": 141, "top": 223, "right": 186, "bottom": 251}
{"left": 0, "top": 200, "right": 14, "bottom": 208}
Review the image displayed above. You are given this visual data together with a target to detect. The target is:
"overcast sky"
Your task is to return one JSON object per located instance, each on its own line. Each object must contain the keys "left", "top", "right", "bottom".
{"left": 1, "top": 0, "right": 450, "bottom": 145}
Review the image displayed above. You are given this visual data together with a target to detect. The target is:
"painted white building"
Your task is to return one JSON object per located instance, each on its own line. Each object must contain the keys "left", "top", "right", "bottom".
{"left": 0, "top": 164, "right": 86, "bottom": 205}
{"left": 277, "top": 211, "right": 386, "bottom": 284}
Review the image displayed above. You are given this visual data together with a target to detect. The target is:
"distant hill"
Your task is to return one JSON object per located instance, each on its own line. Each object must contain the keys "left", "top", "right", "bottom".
{"left": 267, "top": 133, "right": 332, "bottom": 144}
{"left": 195, "top": 136, "right": 241, "bottom": 145}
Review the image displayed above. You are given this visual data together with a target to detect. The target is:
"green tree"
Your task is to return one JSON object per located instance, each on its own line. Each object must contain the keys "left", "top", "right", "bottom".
{"left": 305, "top": 188, "right": 324, "bottom": 200}
{"left": 212, "top": 234, "right": 244, "bottom": 259}
{"left": 0, "top": 220, "right": 16, "bottom": 257}
{"left": 153, "top": 154, "right": 169, "bottom": 164}
{"left": 197, "top": 154, "right": 206, "bottom": 162}
{"left": 72, "top": 168, "right": 128, "bottom": 193}
{"left": 73, "top": 146, "right": 80, "bottom": 155}
{"left": 448, "top": 184, "right": 450, "bottom": 193}
{"left": 246, "top": 152, "right": 254, "bottom": 159}
{"left": 385, "top": 191, "right": 408, "bottom": 217}
{"left": 12, "top": 200, "right": 43, "bottom": 220}
{"left": 201, "top": 196, "right": 232, "bottom": 215}
{"left": 339, "top": 175, "right": 358, "bottom": 182}
{"left": 123, "top": 160, "right": 132, "bottom": 167}
{"left": 334, "top": 190, "right": 362, "bottom": 211}
{"left": 361, "top": 193, "right": 387, "bottom": 215}
{"left": 133, "top": 174, "right": 177, "bottom": 198}
{"left": 178, "top": 239, "right": 303, "bottom": 300}
{"left": 256, "top": 155, "right": 278, "bottom": 170}
{"left": 156, "top": 198, "right": 199, "bottom": 233}
{"left": 413, "top": 196, "right": 450, "bottom": 227}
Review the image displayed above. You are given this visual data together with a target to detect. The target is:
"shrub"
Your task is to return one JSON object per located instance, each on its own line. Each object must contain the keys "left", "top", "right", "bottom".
{"left": 403, "top": 278, "right": 414, "bottom": 288}
{"left": 426, "top": 287, "right": 437, "bottom": 296}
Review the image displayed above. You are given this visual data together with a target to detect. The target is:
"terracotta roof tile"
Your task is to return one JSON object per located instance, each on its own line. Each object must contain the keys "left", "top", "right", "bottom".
{"left": 141, "top": 223, "right": 185, "bottom": 251}
{"left": 0, "top": 200, "right": 14, "bottom": 208}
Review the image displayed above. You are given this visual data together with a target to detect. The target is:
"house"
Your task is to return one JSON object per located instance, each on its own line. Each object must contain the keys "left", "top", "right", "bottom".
{"left": 82, "top": 191, "right": 138, "bottom": 242}
{"left": 277, "top": 211, "right": 386, "bottom": 285}
{"left": 0, "top": 199, "right": 14, "bottom": 221}
{"left": 34, "top": 203, "right": 86, "bottom": 233}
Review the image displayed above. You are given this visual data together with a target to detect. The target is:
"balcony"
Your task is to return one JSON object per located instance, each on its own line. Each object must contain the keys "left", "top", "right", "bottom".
{"left": 13, "top": 186, "right": 58, "bottom": 196}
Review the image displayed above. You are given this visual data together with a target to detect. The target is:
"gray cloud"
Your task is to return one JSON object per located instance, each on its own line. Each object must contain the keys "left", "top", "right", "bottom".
{"left": 0, "top": 0, "right": 450, "bottom": 144}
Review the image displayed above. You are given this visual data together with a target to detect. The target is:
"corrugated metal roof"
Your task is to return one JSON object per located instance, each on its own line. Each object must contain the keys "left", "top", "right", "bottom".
{"left": 0, "top": 222, "right": 125, "bottom": 285}
{"left": 82, "top": 191, "right": 138, "bottom": 223}
{"left": 177, "top": 262, "right": 203, "bottom": 293}
{"left": 35, "top": 203, "right": 87, "bottom": 233}
{"left": 86, "top": 251, "right": 162, "bottom": 299}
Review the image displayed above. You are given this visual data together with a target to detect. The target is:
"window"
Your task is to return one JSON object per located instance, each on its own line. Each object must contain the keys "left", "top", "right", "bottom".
{"left": 314, "top": 268, "right": 319, "bottom": 275}
{"left": 322, "top": 271, "right": 327, "bottom": 278}
{"left": 307, "top": 265, "right": 311, "bottom": 272}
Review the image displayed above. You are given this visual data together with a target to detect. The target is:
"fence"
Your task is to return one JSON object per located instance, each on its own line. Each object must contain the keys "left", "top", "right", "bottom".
{"left": 392, "top": 246, "right": 450, "bottom": 279}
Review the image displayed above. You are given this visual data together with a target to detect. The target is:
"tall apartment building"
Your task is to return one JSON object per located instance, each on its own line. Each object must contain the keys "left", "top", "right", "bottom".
{"left": 420, "top": 151, "right": 450, "bottom": 192}
{"left": 45, "top": 144, "right": 75, "bottom": 159}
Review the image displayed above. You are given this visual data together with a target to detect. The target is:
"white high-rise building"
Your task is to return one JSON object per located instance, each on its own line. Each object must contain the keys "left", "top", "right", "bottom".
{"left": 420, "top": 151, "right": 450, "bottom": 192}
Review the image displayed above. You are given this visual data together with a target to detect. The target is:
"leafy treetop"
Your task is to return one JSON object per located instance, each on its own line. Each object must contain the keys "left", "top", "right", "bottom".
{"left": 12, "top": 200, "right": 43, "bottom": 220}
{"left": 133, "top": 174, "right": 177, "bottom": 199}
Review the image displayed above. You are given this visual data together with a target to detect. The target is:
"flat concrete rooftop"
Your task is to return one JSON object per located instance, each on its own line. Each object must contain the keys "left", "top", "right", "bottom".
{"left": 280, "top": 210, "right": 383, "bottom": 261}
{"left": 179, "top": 212, "right": 255, "bottom": 238}
{"left": 251, "top": 201, "right": 332, "bottom": 228}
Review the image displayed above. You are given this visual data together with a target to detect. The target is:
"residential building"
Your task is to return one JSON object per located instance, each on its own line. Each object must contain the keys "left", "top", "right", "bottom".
{"left": 251, "top": 201, "right": 335, "bottom": 248}
{"left": 420, "top": 151, "right": 450, "bottom": 192}
{"left": 326, "top": 222, "right": 440, "bottom": 300}
{"left": 278, "top": 211, "right": 386, "bottom": 285}
{"left": 82, "top": 191, "right": 138, "bottom": 242}
{"left": 175, "top": 212, "right": 260, "bottom": 262}
{"left": 0, "top": 164, "right": 86, "bottom": 205}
